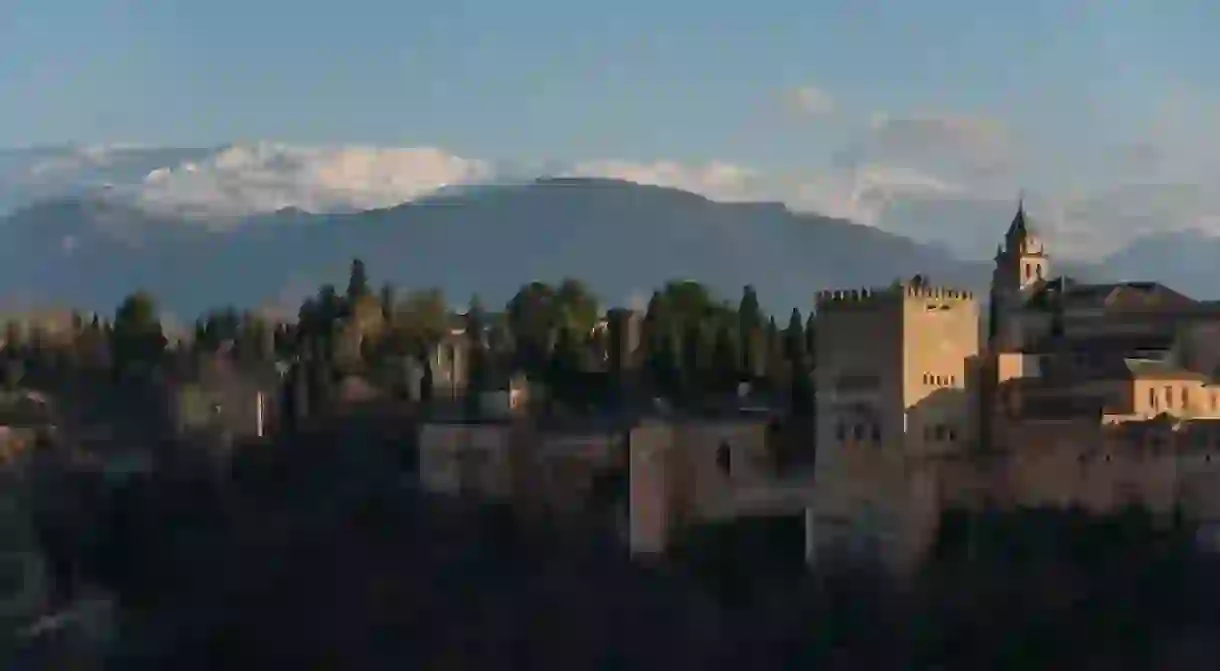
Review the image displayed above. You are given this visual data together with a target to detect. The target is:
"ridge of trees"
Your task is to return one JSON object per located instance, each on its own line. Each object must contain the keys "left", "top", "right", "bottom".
{"left": 2, "top": 259, "right": 818, "bottom": 411}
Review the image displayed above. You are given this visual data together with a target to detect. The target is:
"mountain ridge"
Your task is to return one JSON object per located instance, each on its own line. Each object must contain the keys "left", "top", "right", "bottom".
{"left": 0, "top": 180, "right": 993, "bottom": 318}
{"left": 11, "top": 174, "right": 1218, "bottom": 320}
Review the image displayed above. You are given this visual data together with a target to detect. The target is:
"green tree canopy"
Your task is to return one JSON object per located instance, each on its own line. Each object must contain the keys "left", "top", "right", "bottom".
{"left": 555, "top": 278, "right": 599, "bottom": 335}
{"left": 384, "top": 288, "right": 449, "bottom": 358}
{"left": 738, "top": 285, "right": 762, "bottom": 332}
{"left": 710, "top": 321, "right": 740, "bottom": 394}
{"left": 379, "top": 283, "right": 396, "bottom": 321}
{"left": 661, "top": 280, "right": 720, "bottom": 326}
{"left": 346, "top": 257, "right": 370, "bottom": 303}
{"left": 784, "top": 307, "right": 806, "bottom": 365}
{"left": 547, "top": 324, "right": 586, "bottom": 400}
{"left": 196, "top": 306, "right": 241, "bottom": 351}
{"left": 112, "top": 290, "right": 167, "bottom": 370}
{"left": 115, "top": 291, "right": 159, "bottom": 332}
{"left": 805, "top": 311, "right": 816, "bottom": 364}
{"left": 507, "top": 282, "right": 559, "bottom": 372}
{"left": 465, "top": 294, "right": 491, "bottom": 395}
{"left": 738, "top": 285, "right": 765, "bottom": 377}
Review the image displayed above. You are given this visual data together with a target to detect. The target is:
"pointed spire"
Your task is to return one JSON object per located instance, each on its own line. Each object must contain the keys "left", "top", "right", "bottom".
{"left": 1007, "top": 190, "right": 1028, "bottom": 238}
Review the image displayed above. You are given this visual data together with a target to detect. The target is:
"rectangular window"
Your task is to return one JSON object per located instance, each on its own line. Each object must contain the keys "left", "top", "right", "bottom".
{"left": 1183, "top": 387, "right": 1191, "bottom": 409}
{"left": 1166, "top": 386, "right": 1174, "bottom": 409}
{"left": 1149, "top": 387, "right": 1156, "bottom": 409}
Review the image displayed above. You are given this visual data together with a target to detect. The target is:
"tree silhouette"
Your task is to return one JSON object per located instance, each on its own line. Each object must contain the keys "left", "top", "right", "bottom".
{"left": 804, "top": 311, "right": 816, "bottom": 367}
{"left": 710, "top": 322, "right": 740, "bottom": 394}
{"left": 465, "top": 295, "right": 490, "bottom": 401}
{"left": 680, "top": 319, "right": 706, "bottom": 400}
{"left": 507, "top": 282, "right": 558, "bottom": 374}
{"left": 346, "top": 257, "right": 370, "bottom": 304}
{"left": 378, "top": 283, "right": 395, "bottom": 321}
{"left": 738, "top": 285, "right": 763, "bottom": 377}
{"left": 784, "top": 307, "right": 805, "bottom": 366}
{"left": 111, "top": 290, "right": 167, "bottom": 373}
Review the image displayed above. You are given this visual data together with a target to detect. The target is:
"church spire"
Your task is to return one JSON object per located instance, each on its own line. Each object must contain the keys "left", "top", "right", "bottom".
{"left": 1006, "top": 190, "right": 1028, "bottom": 239}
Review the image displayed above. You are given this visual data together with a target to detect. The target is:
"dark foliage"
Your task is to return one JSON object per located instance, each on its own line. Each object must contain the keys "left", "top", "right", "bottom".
{"left": 20, "top": 415, "right": 1220, "bottom": 670}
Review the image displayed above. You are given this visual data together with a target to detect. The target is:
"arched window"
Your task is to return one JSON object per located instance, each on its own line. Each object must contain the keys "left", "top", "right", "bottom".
{"left": 1036, "top": 265, "right": 1044, "bottom": 279}
{"left": 1025, "top": 264, "right": 1032, "bottom": 280}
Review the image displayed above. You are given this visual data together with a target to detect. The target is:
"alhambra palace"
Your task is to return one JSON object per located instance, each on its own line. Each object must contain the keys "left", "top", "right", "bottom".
{"left": 417, "top": 202, "right": 1220, "bottom": 574}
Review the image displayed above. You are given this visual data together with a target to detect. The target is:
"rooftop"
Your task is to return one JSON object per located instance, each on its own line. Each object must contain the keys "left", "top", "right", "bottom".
{"left": 1123, "top": 358, "right": 1211, "bottom": 383}
{"left": 1027, "top": 279, "right": 1197, "bottom": 312}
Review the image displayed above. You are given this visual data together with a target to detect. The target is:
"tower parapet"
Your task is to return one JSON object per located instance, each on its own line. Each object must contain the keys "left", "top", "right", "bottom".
{"left": 816, "top": 277, "right": 975, "bottom": 313}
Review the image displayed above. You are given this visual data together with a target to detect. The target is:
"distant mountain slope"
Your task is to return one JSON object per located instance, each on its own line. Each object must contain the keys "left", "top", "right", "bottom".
{"left": 1093, "top": 229, "right": 1220, "bottom": 300}
{"left": 0, "top": 178, "right": 992, "bottom": 317}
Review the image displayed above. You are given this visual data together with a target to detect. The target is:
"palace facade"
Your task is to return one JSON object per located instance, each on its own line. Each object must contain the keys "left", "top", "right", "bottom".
{"left": 810, "top": 202, "right": 1220, "bottom": 572}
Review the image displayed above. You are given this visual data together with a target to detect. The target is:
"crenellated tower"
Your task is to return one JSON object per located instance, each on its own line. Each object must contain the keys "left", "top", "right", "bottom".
{"left": 810, "top": 276, "right": 980, "bottom": 573}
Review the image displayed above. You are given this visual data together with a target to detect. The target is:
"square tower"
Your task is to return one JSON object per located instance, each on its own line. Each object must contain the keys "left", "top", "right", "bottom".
{"left": 810, "top": 277, "right": 980, "bottom": 572}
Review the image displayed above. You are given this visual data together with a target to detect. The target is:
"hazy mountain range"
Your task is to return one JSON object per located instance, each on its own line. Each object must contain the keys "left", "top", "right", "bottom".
{"left": 0, "top": 144, "right": 1215, "bottom": 319}
{"left": 0, "top": 179, "right": 988, "bottom": 319}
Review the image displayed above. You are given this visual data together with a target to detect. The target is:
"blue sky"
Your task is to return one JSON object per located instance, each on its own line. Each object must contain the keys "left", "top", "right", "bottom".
{"left": 4, "top": 0, "right": 1220, "bottom": 257}
{"left": 3, "top": 0, "right": 1216, "bottom": 157}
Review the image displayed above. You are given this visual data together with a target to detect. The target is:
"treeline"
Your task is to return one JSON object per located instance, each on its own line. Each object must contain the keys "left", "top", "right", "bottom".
{"left": 2, "top": 258, "right": 818, "bottom": 410}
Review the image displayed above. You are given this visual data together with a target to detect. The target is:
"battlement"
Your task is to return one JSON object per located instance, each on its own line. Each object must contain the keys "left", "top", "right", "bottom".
{"left": 816, "top": 276, "right": 976, "bottom": 312}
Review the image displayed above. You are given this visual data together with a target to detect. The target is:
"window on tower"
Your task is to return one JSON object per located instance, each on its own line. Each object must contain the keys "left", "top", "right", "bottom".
{"left": 1025, "top": 264, "right": 1032, "bottom": 280}
{"left": 1036, "top": 265, "right": 1043, "bottom": 279}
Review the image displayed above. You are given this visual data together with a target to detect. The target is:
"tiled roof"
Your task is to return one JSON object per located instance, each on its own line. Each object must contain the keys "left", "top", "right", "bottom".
{"left": 1123, "top": 358, "right": 1210, "bottom": 382}
{"left": 1026, "top": 279, "right": 1196, "bottom": 312}
{"left": 1064, "top": 333, "right": 1176, "bottom": 354}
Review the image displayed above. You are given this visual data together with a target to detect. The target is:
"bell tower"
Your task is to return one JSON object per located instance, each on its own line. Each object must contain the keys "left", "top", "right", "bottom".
{"left": 989, "top": 195, "right": 1049, "bottom": 350}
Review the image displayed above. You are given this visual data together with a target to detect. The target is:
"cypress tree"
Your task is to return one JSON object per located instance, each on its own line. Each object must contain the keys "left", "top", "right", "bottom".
{"left": 710, "top": 321, "right": 740, "bottom": 394}
{"left": 737, "top": 286, "right": 762, "bottom": 376}
{"left": 784, "top": 307, "right": 806, "bottom": 366}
